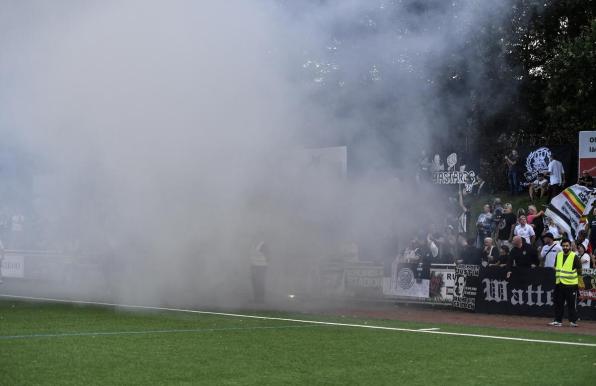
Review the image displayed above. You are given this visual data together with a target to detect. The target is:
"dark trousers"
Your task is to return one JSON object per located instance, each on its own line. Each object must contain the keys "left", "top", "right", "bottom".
{"left": 554, "top": 284, "right": 578, "bottom": 323}
{"left": 251, "top": 266, "right": 267, "bottom": 303}
{"left": 507, "top": 170, "right": 519, "bottom": 195}
{"left": 548, "top": 184, "right": 563, "bottom": 201}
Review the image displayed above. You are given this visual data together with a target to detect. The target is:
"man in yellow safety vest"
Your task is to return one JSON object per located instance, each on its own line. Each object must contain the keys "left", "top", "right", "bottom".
{"left": 548, "top": 239, "right": 582, "bottom": 327}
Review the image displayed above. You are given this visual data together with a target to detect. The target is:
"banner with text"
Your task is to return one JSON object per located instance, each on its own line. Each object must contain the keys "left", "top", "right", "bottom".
{"left": 475, "top": 266, "right": 596, "bottom": 320}
{"left": 451, "top": 264, "right": 480, "bottom": 311}
{"left": 579, "top": 131, "right": 596, "bottom": 176}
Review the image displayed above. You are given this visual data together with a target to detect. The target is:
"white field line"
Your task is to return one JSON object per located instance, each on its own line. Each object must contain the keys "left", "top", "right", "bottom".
{"left": 2, "top": 294, "right": 596, "bottom": 348}
{"left": 0, "top": 325, "right": 326, "bottom": 340}
{"left": 417, "top": 328, "right": 440, "bottom": 331}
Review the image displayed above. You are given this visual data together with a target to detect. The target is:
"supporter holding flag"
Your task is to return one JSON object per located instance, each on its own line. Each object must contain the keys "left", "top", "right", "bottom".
{"left": 540, "top": 232, "right": 561, "bottom": 268}
{"left": 514, "top": 215, "right": 535, "bottom": 245}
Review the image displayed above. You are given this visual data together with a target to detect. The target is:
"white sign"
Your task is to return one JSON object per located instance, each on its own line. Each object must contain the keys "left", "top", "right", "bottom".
{"left": 579, "top": 131, "right": 596, "bottom": 158}
{"left": 1, "top": 255, "right": 25, "bottom": 278}
{"left": 579, "top": 131, "right": 596, "bottom": 176}
{"left": 382, "top": 266, "right": 430, "bottom": 298}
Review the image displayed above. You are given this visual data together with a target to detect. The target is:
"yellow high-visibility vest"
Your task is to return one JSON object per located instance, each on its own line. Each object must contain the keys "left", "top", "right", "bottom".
{"left": 555, "top": 251, "right": 578, "bottom": 285}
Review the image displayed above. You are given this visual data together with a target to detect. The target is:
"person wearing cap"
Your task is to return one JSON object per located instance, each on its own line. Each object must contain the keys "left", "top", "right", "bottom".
{"left": 540, "top": 232, "right": 562, "bottom": 268}
{"left": 549, "top": 239, "right": 582, "bottom": 327}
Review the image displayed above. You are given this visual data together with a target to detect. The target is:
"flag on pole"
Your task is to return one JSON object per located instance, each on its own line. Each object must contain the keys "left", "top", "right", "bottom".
{"left": 545, "top": 184, "right": 595, "bottom": 241}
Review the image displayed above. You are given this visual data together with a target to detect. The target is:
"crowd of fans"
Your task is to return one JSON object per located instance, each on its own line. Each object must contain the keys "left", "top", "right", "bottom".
{"left": 401, "top": 147, "right": 596, "bottom": 271}
{"left": 399, "top": 197, "right": 596, "bottom": 270}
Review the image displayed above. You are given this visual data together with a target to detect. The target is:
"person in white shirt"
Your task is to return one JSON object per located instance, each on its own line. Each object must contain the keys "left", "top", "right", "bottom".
{"left": 540, "top": 232, "right": 562, "bottom": 268}
{"left": 547, "top": 154, "right": 565, "bottom": 199}
{"left": 577, "top": 243, "right": 591, "bottom": 270}
{"left": 514, "top": 215, "right": 536, "bottom": 245}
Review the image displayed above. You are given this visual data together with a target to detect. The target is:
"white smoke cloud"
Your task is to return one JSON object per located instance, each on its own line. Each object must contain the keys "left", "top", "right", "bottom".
{"left": 0, "top": 0, "right": 514, "bottom": 307}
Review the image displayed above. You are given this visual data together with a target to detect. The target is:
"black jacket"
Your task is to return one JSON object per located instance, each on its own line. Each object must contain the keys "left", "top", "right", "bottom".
{"left": 507, "top": 243, "right": 539, "bottom": 269}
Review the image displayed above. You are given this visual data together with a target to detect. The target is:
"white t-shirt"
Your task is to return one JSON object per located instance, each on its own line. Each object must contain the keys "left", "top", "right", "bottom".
{"left": 514, "top": 224, "right": 535, "bottom": 244}
{"left": 579, "top": 252, "right": 591, "bottom": 269}
{"left": 548, "top": 160, "right": 564, "bottom": 185}
{"left": 541, "top": 242, "right": 562, "bottom": 268}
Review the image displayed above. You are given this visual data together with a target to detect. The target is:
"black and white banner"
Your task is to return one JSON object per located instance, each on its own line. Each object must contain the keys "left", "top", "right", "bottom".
{"left": 473, "top": 266, "right": 596, "bottom": 320}
{"left": 476, "top": 267, "right": 555, "bottom": 317}
{"left": 451, "top": 264, "right": 480, "bottom": 311}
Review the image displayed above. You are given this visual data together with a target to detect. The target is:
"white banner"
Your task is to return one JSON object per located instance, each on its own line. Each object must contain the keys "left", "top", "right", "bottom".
{"left": 579, "top": 131, "right": 596, "bottom": 158}
{"left": 545, "top": 184, "right": 594, "bottom": 241}
{"left": 1, "top": 254, "right": 25, "bottom": 278}
{"left": 383, "top": 265, "right": 430, "bottom": 298}
{"left": 429, "top": 267, "right": 455, "bottom": 302}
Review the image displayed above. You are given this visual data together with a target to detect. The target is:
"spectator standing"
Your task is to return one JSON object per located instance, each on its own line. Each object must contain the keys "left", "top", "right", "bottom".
{"left": 588, "top": 206, "right": 596, "bottom": 250}
{"left": 493, "top": 245, "right": 510, "bottom": 266}
{"left": 576, "top": 230, "right": 590, "bottom": 251}
{"left": 481, "top": 237, "right": 499, "bottom": 266}
{"left": 578, "top": 171, "right": 594, "bottom": 188}
{"left": 514, "top": 215, "right": 536, "bottom": 245}
{"left": 540, "top": 233, "right": 562, "bottom": 268}
{"left": 504, "top": 149, "right": 520, "bottom": 195}
{"left": 491, "top": 198, "right": 503, "bottom": 238}
{"left": 549, "top": 239, "right": 582, "bottom": 327}
{"left": 430, "top": 154, "right": 444, "bottom": 172}
{"left": 527, "top": 205, "right": 545, "bottom": 244}
{"left": 476, "top": 204, "right": 493, "bottom": 247}
{"left": 458, "top": 187, "right": 472, "bottom": 234}
{"left": 577, "top": 244, "right": 591, "bottom": 270}
{"left": 547, "top": 154, "right": 565, "bottom": 200}
{"left": 496, "top": 203, "right": 516, "bottom": 247}
{"left": 506, "top": 236, "right": 539, "bottom": 279}
{"left": 417, "top": 150, "right": 431, "bottom": 183}
{"left": 459, "top": 237, "right": 482, "bottom": 265}
{"left": 249, "top": 237, "right": 270, "bottom": 303}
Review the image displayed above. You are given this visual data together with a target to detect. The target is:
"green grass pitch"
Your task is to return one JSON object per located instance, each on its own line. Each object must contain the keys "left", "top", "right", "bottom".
{"left": 1, "top": 300, "right": 595, "bottom": 385}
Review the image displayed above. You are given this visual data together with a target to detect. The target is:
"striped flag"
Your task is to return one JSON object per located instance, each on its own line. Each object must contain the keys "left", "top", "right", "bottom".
{"left": 545, "top": 184, "right": 595, "bottom": 241}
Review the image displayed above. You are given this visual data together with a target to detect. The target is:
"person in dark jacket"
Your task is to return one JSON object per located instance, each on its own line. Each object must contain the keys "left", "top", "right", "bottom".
{"left": 506, "top": 236, "right": 539, "bottom": 279}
